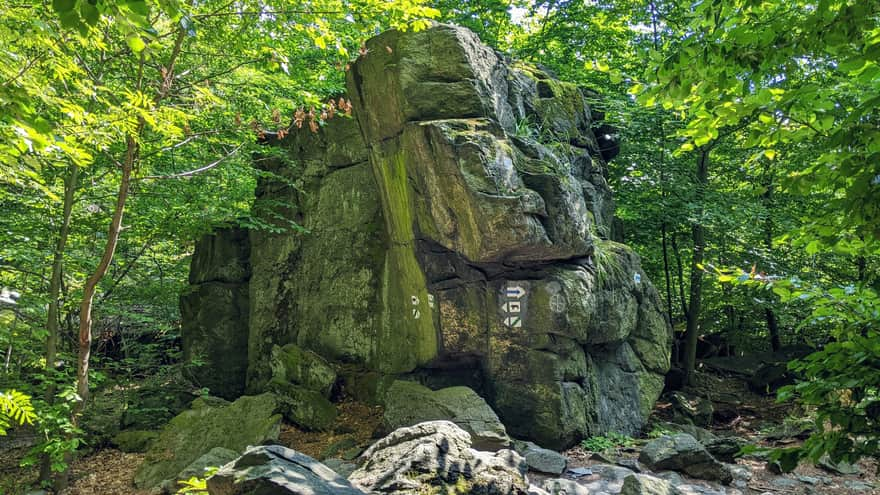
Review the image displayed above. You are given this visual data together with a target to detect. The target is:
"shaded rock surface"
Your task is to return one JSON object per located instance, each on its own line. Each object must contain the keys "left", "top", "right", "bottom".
{"left": 181, "top": 23, "right": 671, "bottom": 449}
{"left": 206, "top": 444, "right": 363, "bottom": 495}
{"left": 639, "top": 434, "right": 732, "bottom": 484}
{"left": 513, "top": 440, "right": 567, "bottom": 474}
{"left": 349, "top": 420, "right": 529, "bottom": 494}
{"left": 133, "top": 394, "right": 281, "bottom": 489}
{"left": 382, "top": 380, "right": 510, "bottom": 450}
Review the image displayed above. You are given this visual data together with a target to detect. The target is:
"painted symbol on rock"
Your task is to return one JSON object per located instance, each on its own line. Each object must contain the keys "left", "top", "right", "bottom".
{"left": 549, "top": 293, "right": 567, "bottom": 313}
{"left": 501, "top": 301, "right": 521, "bottom": 313}
{"left": 501, "top": 282, "right": 527, "bottom": 328}
{"left": 633, "top": 273, "right": 641, "bottom": 284}
{"left": 413, "top": 308, "right": 421, "bottom": 319}
{"left": 411, "top": 295, "right": 421, "bottom": 319}
{"left": 427, "top": 294, "right": 435, "bottom": 309}
{"left": 411, "top": 295, "right": 420, "bottom": 305}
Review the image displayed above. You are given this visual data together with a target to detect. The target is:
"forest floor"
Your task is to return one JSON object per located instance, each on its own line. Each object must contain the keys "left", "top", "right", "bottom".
{"left": 1, "top": 369, "right": 877, "bottom": 495}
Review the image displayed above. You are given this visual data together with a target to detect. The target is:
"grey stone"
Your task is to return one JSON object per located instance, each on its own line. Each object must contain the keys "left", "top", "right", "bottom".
{"left": 349, "top": 420, "right": 529, "bottom": 494}
{"left": 541, "top": 478, "right": 593, "bottom": 495}
{"left": 770, "top": 477, "right": 800, "bottom": 489}
{"left": 513, "top": 440, "right": 567, "bottom": 474}
{"left": 639, "top": 434, "right": 732, "bottom": 483}
{"left": 704, "top": 436, "right": 747, "bottom": 463}
{"left": 207, "top": 444, "right": 364, "bottom": 495}
{"left": 843, "top": 480, "right": 874, "bottom": 491}
{"left": 620, "top": 474, "right": 673, "bottom": 495}
{"left": 382, "top": 381, "right": 510, "bottom": 450}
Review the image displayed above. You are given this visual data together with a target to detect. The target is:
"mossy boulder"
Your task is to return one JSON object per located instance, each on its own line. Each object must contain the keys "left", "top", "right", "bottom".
{"left": 111, "top": 430, "right": 159, "bottom": 453}
{"left": 270, "top": 343, "right": 337, "bottom": 397}
{"left": 382, "top": 381, "right": 511, "bottom": 450}
{"left": 133, "top": 393, "right": 281, "bottom": 490}
{"left": 268, "top": 381, "right": 337, "bottom": 431}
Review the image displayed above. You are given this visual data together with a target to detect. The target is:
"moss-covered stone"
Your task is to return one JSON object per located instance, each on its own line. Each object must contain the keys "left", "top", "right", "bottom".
{"left": 270, "top": 343, "right": 337, "bottom": 397}
{"left": 268, "top": 381, "right": 337, "bottom": 431}
{"left": 111, "top": 430, "right": 159, "bottom": 453}
{"left": 133, "top": 393, "right": 281, "bottom": 490}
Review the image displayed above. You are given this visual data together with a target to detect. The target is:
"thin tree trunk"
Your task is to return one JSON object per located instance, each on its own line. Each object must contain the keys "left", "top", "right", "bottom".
{"left": 661, "top": 223, "right": 674, "bottom": 327}
{"left": 684, "top": 147, "right": 710, "bottom": 386}
{"left": 671, "top": 233, "right": 688, "bottom": 318}
{"left": 75, "top": 137, "right": 134, "bottom": 414}
{"left": 762, "top": 161, "right": 780, "bottom": 351}
{"left": 40, "top": 164, "right": 79, "bottom": 486}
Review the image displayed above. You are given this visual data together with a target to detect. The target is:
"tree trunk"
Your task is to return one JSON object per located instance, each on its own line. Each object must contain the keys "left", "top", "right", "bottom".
{"left": 75, "top": 137, "right": 135, "bottom": 414}
{"left": 683, "top": 147, "right": 710, "bottom": 385}
{"left": 762, "top": 161, "right": 780, "bottom": 352}
{"left": 661, "top": 222, "right": 674, "bottom": 327}
{"left": 40, "top": 164, "right": 79, "bottom": 487}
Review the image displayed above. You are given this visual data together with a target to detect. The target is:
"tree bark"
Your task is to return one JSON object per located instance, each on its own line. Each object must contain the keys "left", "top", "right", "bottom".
{"left": 40, "top": 164, "right": 79, "bottom": 486}
{"left": 75, "top": 137, "right": 134, "bottom": 414}
{"left": 683, "top": 147, "right": 710, "bottom": 385}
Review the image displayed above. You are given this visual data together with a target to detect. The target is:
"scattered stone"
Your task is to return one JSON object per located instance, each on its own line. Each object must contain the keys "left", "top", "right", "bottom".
{"left": 617, "top": 457, "right": 643, "bottom": 472}
{"left": 728, "top": 464, "right": 752, "bottom": 481}
{"left": 654, "top": 421, "right": 718, "bottom": 444}
{"left": 207, "top": 444, "right": 363, "bottom": 495}
{"left": 670, "top": 392, "right": 714, "bottom": 427}
{"left": 513, "top": 440, "right": 567, "bottom": 474}
{"left": 349, "top": 421, "right": 529, "bottom": 494}
{"left": 621, "top": 474, "right": 673, "bottom": 495}
{"left": 111, "top": 430, "right": 159, "bottom": 453}
{"left": 382, "top": 381, "right": 510, "bottom": 450}
{"left": 270, "top": 343, "right": 337, "bottom": 396}
{"left": 591, "top": 463, "right": 637, "bottom": 480}
{"left": 541, "top": 478, "right": 592, "bottom": 495}
{"left": 133, "top": 393, "right": 281, "bottom": 490}
{"left": 567, "top": 466, "right": 593, "bottom": 477}
{"left": 818, "top": 454, "right": 861, "bottom": 475}
{"left": 655, "top": 471, "right": 684, "bottom": 485}
{"left": 770, "top": 477, "right": 800, "bottom": 489}
{"left": 528, "top": 484, "right": 552, "bottom": 495}
{"left": 797, "top": 475, "right": 820, "bottom": 485}
{"left": 703, "top": 436, "right": 747, "bottom": 463}
{"left": 843, "top": 480, "right": 874, "bottom": 491}
{"left": 748, "top": 363, "right": 794, "bottom": 395}
{"left": 639, "top": 434, "right": 732, "bottom": 484}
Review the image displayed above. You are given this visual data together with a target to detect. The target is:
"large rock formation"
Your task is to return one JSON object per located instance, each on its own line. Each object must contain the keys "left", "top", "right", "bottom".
{"left": 181, "top": 24, "right": 671, "bottom": 448}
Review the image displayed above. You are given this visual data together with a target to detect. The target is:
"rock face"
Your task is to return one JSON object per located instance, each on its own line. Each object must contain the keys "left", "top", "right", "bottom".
{"left": 207, "top": 445, "right": 363, "bottom": 495}
{"left": 348, "top": 420, "right": 529, "bottom": 494}
{"left": 181, "top": 23, "right": 671, "bottom": 448}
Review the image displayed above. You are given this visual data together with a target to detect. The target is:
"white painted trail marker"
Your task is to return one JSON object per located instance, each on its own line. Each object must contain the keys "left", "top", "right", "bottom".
{"left": 501, "top": 301, "right": 521, "bottom": 313}
{"left": 427, "top": 294, "right": 435, "bottom": 309}
{"left": 501, "top": 282, "right": 527, "bottom": 328}
{"left": 633, "top": 273, "right": 641, "bottom": 284}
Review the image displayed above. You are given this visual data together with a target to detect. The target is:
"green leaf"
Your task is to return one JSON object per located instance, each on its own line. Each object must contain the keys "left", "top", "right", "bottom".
{"left": 52, "top": 0, "right": 76, "bottom": 13}
{"left": 125, "top": 0, "right": 150, "bottom": 16}
{"left": 126, "top": 33, "right": 146, "bottom": 52}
